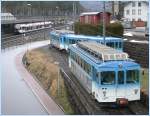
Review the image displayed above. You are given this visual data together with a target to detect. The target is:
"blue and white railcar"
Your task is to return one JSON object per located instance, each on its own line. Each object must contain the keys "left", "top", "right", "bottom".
{"left": 50, "top": 30, "right": 123, "bottom": 51}
{"left": 50, "top": 30, "right": 74, "bottom": 49}
{"left": 68, "top": 42, "right": 141, "bottom": 104}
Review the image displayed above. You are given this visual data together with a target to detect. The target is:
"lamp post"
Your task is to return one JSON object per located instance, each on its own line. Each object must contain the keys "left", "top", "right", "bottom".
{"left": 27, "top": 3, "right": 32, "bottom": 52}
{"left": 56, "top": 6, "right": 59, "bottom": 16}
{"left": 103, "top": 1, "right": 106, "bottom": 45}
{"left": 27, "top": 3, "right": 31, "bottom": 17}
{"left": 42, "top": 8, "right": 46, "bottom": 40}
{"left": 56, "top": 6, "right": 59, "bottom": 26}
{"left": 54, "top": 61, "right": 60, "bottom": 97}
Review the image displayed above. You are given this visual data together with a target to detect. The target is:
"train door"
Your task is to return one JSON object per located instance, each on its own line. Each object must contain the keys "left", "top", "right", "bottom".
{"left": 116, "top": 70, "right": 126, "bottom": 98}
{"left": 99, "top": 70, "right": 116, "bottom": 102}
{"left": 65, "top": 38, "right": 70, "bottom": 50}
{"left": 60, "top": 37, "right": 63, "bottom": 49}
{"left": 64, "top": 37, "right": 67, "bottom": 50}
{"left": 124, "top": 68, "right": 140, "bottom": 100}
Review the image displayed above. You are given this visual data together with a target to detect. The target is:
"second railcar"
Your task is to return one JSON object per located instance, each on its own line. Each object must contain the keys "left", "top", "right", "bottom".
{"left": 50, "top": 30, "right": 123, "bottom": 51}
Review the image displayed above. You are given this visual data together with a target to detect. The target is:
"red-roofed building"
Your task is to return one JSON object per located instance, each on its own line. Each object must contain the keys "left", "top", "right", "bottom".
{"left": 80, "top": 12, "right": 111, "bottom": 25}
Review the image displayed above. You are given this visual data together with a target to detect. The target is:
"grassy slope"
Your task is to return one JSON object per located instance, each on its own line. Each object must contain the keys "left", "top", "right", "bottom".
{"left": 141, "top": 68, "right": 149, "bottom": 94}
{"left": 25, "top": 50, "right": 74, "bottom": 114}
{"left": 24, "top": 46, "right": 149, "bottom": 112}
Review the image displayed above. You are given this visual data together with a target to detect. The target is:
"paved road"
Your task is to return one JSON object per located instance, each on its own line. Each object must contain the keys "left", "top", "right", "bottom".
{"left": 1, "top": 40, "right": 58, "bottom": 115}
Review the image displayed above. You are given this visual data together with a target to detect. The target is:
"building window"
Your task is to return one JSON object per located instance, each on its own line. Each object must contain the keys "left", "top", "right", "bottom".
{"left": 138, "top": 2, "right": 141, "bottom": 7}
{"left": 138, "top": 9, "right": 141, "bottom": 15}
{"left": 126, "top": 10, "right": 130, "bottom": 15}
{"left": 132, "top": 9, "right": 135, "bottom": 15}
{"left": 132, "top": 2, "right": 135, "bottom": 7}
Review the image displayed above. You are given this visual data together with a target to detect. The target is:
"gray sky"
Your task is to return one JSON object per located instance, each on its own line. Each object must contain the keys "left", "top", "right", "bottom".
{"left": 80, "top": 1, "right": 112, "bottom": 13}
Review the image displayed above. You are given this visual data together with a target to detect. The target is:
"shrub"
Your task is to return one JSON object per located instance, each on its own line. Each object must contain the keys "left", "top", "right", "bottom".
{"left": 74, "top": 22, "right": 124, "bottom": 37}
{"left": 106, "top": 22, "right": 124, "bottom": 37}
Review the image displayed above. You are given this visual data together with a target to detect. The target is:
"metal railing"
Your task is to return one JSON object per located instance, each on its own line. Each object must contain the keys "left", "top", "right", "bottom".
{"left": 1, "top": 28, "right": 51, "bottom": 50}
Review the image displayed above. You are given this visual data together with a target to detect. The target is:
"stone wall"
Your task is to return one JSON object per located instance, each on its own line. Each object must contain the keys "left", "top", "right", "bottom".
{"left": 123, "top": 41, "right": 149, "bottom": 68}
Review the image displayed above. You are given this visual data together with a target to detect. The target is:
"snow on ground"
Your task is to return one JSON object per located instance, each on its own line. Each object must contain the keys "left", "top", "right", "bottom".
{"left": 123, "top": 32, "right": 133, "bottom": 37}
{"left": 123, "top": 38, "right": 128, "bottom": 41}
{"left": 130, "top": 40, "right": 149, "bottom": 44}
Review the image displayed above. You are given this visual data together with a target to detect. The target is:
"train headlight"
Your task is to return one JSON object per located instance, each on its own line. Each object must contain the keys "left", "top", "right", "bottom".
{"left": 134, "top": 89, "right": 138, "bottom": 94}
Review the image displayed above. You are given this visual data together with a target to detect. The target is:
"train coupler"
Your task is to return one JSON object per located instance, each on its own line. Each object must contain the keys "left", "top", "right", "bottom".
{"left": 116, "top": 98, "right": 128, "bottom": 106}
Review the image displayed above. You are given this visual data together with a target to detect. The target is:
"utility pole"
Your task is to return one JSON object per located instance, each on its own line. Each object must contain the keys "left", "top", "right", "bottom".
{"left": 43, "top": 8, "right": 46, "bottom": 40}
{"left": 103, "top": 1, "right": 106, "bottom": 45}
{"left": 54, "top": 62, "right": 60, "bottom": 97}
{"left": 72, "top": 2, "right": 76, "bottom": 31}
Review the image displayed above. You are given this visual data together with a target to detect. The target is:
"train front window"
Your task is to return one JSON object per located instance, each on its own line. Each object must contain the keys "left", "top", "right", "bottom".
{"left": 119, "top": 42, "right": 122, "bottom": 49}
{"left": 115, "top": 42, "right": 118, "bottom": 49}
{"left": 126, "top": 70, "right": 139, "bottom": 84}
{"left": 106, "top": 42, "right": 114, "bottom": 48}
{"left": 101, "top": 71, "right": 115, "bottom": 85}
{"left": 118, "top": 71, "right": 124, "bottom": 84}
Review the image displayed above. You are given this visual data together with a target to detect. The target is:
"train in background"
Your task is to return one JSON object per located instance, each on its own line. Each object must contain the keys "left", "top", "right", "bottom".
{"left": 69, "top": 42, "right": 141, "bottom": 105}
{"left": 50, "top": 30, "right": 123, "bottom": 51}
{"left": 15, "top": 21, "right": 53, "bottom": 33}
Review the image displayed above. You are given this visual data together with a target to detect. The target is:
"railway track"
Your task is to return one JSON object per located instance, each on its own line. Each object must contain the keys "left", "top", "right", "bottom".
{"left": 123, "top": 35, "right": 149, "bottom": 41}
{"left": 1, "top": 24, "right": 70, "bottom": 50}
{"left": 46, "top": 46, "right": 148, "bottom": 115}
{"left": 1, "top": 29, "right": 50, "bottom": 49}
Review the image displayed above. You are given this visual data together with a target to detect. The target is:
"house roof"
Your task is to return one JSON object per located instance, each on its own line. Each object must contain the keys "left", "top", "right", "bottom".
{"left": 80, "top": 12, "right": 100, "bottom": 16}
{"left": 124, "top": 1, "right": 149, "bottom": 7}
{"left": 80, "top": 12, "right": 111, "bottom": 16}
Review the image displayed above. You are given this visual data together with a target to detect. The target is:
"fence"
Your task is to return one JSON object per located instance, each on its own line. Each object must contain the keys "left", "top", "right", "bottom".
{"left": 1, "top": 28, "right": 50, "bottom": 50}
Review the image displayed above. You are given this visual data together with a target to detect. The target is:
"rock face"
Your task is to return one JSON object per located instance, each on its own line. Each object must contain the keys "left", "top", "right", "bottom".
{"left": 123, "top": 41, "right": 149, "bottom": 68}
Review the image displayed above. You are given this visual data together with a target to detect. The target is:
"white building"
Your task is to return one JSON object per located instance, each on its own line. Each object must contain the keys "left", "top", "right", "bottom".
{"left": 1, "top": 13, "right": 16, "bottom": 21}
{"left": 124, "top": 1, "right": 148, "bottom": 22}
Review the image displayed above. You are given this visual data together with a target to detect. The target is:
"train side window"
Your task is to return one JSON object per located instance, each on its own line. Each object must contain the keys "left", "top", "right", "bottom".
{"left": 96, "top": 72, "right": 100, "bottom": 84}
{"left": 101, "top": 71, "right": 115, "bottom": 85}
{"left": 115, "top": 42, "right": 118, "bottom": 49}
{"left": 64, "top": 37, "right": 66, "bottom": 43}
{"left": 118, "top": 71, "right": 124, "bottom": 84}
{"left": 72, "top": 40, "right": 75, "bottom": 44}
{"left": 110, "top": 55, "right": 115, "bottom": 60}
{"left": 126, "top": 70, "right": 139, "bottom": 84}
{"left": 119, "top": 42, "right": 122, "bottom": 48}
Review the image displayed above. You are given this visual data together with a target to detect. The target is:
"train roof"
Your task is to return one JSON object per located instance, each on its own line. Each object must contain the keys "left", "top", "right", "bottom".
{"left": 50, "top": 30, "right": 122, "bottom": 41}
{"left": 69, "top": 44, "right": 140, "bottom": 70}
{"left": 97, "top": 60, "right": 140, "bottom": 69}
{"left": 63, "top": 34, "right": 122, "bottom": 41}
{"left": 77, "top": 42, "right": 128, "bottom": 61}
{"left": 51, "top": 30, "right": 74, "bottom": 35}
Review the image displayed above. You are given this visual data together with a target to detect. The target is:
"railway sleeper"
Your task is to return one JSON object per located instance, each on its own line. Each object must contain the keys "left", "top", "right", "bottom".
{"left": 63, "top": 74, "right": 88, "bottom": 114}
{"left": 60, "top": 69, "right": 110, "bottom": 115}
{"left": 128, "top": 101, "right": 149, "bottom": 115}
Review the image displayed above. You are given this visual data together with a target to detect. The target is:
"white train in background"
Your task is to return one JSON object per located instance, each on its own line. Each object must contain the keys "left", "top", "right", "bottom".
{"left": 15, "top": 21, "right": 53, "bottom": 33}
